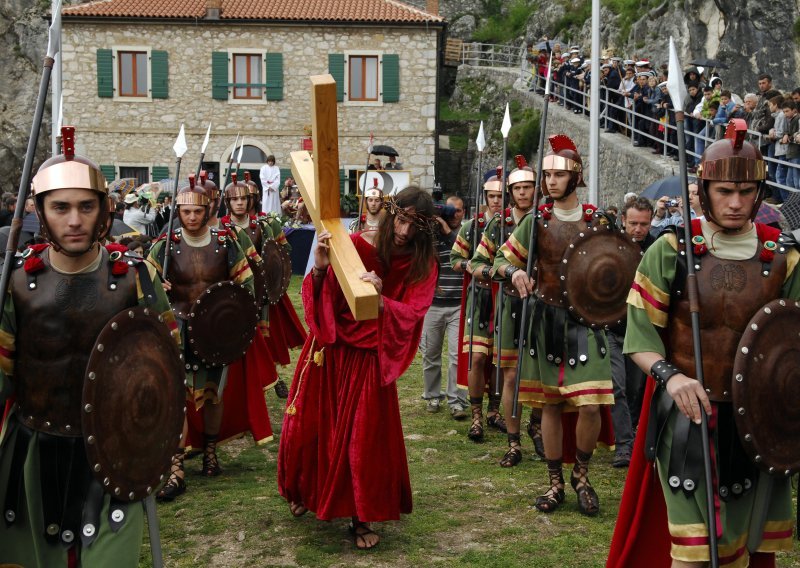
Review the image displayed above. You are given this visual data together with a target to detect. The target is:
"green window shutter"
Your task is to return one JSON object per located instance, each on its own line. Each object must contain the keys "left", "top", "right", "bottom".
{"left": 211, "top": 51, "right": 229, "bottom": 100}
{"left": 339, "top": 169, "right": 346, "bottom": 194}
{"left": 265, "top": 53, "right": 283, "bottom": 101}
{"left": 382, "top": 54, "right": 399, "bottom": 103}
{"left": 151, "top": 166, "right": 170, "bottom": 181}
{"left": 97, "top": 49, "right": 113, "bottom": 98}
{"left": 328, "top": 54, "right": 345, "bottom": 102}
{"left": 100, "top": 165, "right": 116, "bottom": 182}
{"left": 150, "top": 50, "right": 169, "bottom": 99}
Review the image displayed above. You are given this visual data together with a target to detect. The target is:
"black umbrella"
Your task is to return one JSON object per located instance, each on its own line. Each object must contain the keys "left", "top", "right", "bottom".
{"left": 110, "top": 218, "right": 137, "bottom": 236}
{"left": 535, "top": 39, "right": 565, "bottom": 51}
{"left": 688, "top": 58, "right": 729, "bottom": 70}
{"left": 640, "top": 175, "right": 682, "bottom": 199}
{"left": 371, "top": 144, "right": 399, "bottom": 157}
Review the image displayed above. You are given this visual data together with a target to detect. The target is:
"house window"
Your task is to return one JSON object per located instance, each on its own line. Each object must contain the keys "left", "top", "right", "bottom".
{"left": 118, "top": 51, "right": 148, "bottom": 97}
{"left": 348, "top": 56, "right": 378, "bottom": 102}
{"left": 119, "top": 166, "right": 150, "bottom": 186}
{"left": 233, "top": 54, "right": 263, "bottom": 99}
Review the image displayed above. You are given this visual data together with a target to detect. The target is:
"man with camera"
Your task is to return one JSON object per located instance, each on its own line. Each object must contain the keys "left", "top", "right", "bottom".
{"left": 420, "top": 195, "right": 469, "bottom": 418}
{"left": 649, "top": 195, "right": 686, "bottom": 237}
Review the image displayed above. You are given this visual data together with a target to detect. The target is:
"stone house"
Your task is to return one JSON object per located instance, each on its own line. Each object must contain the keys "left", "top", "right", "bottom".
{"left": 61, "top": 0, "right": 445, "bottom": 197}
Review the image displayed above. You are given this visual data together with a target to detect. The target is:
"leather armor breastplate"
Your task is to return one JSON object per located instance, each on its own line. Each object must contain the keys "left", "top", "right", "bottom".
{"left": 667, "top": 251, "right": 786, "bottom": 402}
{"left": 167, "top": 232, "right": 230, "bottom": 319}
{"left": 11, "top": 251, "right": 138, "bottom": 436}
{"left": 535, "top": 214, "right": 590, "bottom": 307}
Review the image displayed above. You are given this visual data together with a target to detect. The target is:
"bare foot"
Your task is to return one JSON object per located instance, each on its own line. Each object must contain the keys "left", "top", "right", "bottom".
{"left": 289, "top": 502, "right": 308, "bottom": 517}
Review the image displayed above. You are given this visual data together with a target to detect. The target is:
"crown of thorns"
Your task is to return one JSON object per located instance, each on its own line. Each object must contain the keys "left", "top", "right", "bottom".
{"left": 385, "top": 196, "right": 437, "bottom": 235}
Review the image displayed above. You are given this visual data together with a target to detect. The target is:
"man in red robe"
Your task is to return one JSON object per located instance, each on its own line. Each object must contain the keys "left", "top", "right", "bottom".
{"left": 278, "top": 186, "right": 438, "bottom": 550}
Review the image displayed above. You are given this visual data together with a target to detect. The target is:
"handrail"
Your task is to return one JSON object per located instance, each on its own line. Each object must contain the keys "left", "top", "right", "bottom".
{"left": 460, "top": 42, "right": 525, "bottom": 68}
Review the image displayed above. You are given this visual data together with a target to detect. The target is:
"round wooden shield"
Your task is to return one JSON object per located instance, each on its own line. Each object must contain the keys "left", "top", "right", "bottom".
{"left": 186, "top": 281, "right": 258, "bottom": 366}
{"left": 261, "top": 239, "right": 292, "bottom": 305}
{"left": 82, "top": 306, "right": 185, "bottom": 501}
{"left": 732, "top": 298, "right": 800, "bottom": 476}
{"left": 560, "top": 225, "right": 642, "bottom": 328}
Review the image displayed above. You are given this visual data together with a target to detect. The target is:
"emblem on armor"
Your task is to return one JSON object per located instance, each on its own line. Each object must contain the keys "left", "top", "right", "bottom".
{"left": 710, "top": 264, "right": 747, "bottom": 292}
{"left": 56, "top": 277, "right": 99, "bottom": 311}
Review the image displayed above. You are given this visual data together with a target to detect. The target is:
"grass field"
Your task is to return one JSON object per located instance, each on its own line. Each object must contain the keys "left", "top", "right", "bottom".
{"left": 141, "top": 278, "right": 800, "bottom": 567}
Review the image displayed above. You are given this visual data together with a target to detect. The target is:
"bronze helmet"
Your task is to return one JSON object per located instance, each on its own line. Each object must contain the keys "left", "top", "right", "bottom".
{"left": 30, "top": 126, "right": 112, "bottom": 255}
{"left": 197, "top": 170, "right": 220, "bottom": 217}
{"left": 540, "top": 134, "right": 585, "bottom": 196}
{"left": 223, "top": 172, "right": 250, "bottom": 214}
{"left": 697, "top": 119, "right": 767, "bottom": 225}
{"left": 176, "top": 174, "right": 211, "bottom": 227}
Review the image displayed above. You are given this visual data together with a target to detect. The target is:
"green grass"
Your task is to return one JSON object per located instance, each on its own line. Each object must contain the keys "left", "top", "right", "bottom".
{"left": 140, "top": 278, "right": 800, "bottom": 567}
{"left": 440, "top": 97, "right": 489, "bottom": 122}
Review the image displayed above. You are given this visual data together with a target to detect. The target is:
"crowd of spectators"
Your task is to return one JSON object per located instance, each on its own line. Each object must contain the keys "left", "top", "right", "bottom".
{"left": 526, "top": 41, "right": 800, "bottom": 203}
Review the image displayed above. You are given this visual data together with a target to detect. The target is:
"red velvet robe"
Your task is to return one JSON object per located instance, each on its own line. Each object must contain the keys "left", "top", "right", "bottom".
{"left": 185, "top": 331, "right": 277, "bottom": 449}
{"left": 278, "top": 234, "right": 437, "bottom": 522}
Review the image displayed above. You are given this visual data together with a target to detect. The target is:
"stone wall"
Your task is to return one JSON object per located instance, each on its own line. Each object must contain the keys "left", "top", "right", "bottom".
{"left": 453, "top": 65, "right": 674, "bottom": 208}
{"left": 61, "top": 21, "right": 439, "bottom": 187}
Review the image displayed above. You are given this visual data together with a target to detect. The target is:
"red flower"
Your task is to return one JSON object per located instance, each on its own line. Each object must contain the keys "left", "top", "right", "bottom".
{"left": 24, "top": 256, "right": 45, "bottom": 274}
{"left": 111, "top": 261, "right": 129, "bottom": 276}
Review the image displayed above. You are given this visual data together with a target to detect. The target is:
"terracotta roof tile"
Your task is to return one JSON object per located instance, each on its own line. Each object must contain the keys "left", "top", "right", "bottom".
{"left": 63, "top": 0, "right": 444, "bottom": 23}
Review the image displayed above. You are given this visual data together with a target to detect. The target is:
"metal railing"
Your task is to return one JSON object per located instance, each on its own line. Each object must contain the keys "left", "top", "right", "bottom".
{"left": 519, "top": 63, "right": 800, "bottom": 199}
{"left": 459, "top": 42, "right": 526, "bottom": 69}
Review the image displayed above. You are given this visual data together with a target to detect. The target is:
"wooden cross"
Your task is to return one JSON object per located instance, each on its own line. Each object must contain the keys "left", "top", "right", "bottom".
{"left": 291, "top": 74, "right": 380, "bottom": 321}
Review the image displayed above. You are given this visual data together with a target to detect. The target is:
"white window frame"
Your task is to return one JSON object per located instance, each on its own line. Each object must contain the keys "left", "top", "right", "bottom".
{"left": 227, "top": 48, "right": 267, "bottom": 106}
{"left": 111, "top": 46, "right": 153, "bottom": 102}
{"left": 343, "top": 50, "right": 384, "bottom": 107}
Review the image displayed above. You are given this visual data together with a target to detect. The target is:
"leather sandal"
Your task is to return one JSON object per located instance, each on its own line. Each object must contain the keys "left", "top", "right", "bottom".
{"left": 486, "top": 413, "right": 507, "bottom": 433}
{"left": 349, "top": 521, "right": 380, "bottom": 550}
{"left": 534, "top": 485, "right": 565, "bottom": 513}
{"left": 468, "top": 407, "right": 484, "bottom": 442}
{"left": 289, "top": 502, "right": 308, "bottom": 517}
{"left": 499, "top": 434, "right": 522, "bottom": 467}
{"left": 202, "top": 436, "right": 223, "bottom": 477}
{"left": 526, "top": 418, "right": 546, "bottom": 459}
{"left": 156, "top": 452, "right": 186, "bottom": 502}
{"left": 571, "top": 469, "right": 600, "bottom": 516}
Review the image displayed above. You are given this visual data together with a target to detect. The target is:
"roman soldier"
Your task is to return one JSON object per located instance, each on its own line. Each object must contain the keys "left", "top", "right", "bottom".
{"left": 608, "top": 119, "right": 800, "bottom": 567}
{"left": 469, "top": 159, "right": 536, "bottom": 466}
{"left": 148, "top": 174, "right": 255, "bottom": 501}
{"left": 178, "top": 173, "right": 279, "bottom": 454}
{"left": 349, "top": 177, "right": 385, "bottom": 234}
{"left": 450, "top": 171, "right": 506, "bottom": 441}
{"left": 495, "top": 135, "right": 615, "bottom": 516}
{"left": 0, "top": 127, "right": 181, "bottom": 565}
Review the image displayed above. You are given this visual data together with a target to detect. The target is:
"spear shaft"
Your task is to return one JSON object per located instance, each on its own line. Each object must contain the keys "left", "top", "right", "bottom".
{"left": 466, "top": 149, "right": 484, "bottom": 371}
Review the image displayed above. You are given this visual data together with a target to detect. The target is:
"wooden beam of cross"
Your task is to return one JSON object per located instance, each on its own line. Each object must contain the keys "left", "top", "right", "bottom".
{"left": 291, "top": 74, "right": 380, "bottom": 321}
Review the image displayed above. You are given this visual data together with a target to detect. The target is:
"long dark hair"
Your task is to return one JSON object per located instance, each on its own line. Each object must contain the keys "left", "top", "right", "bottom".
{"left": 375, "top": 185, "right": 436, "bottom": 284}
